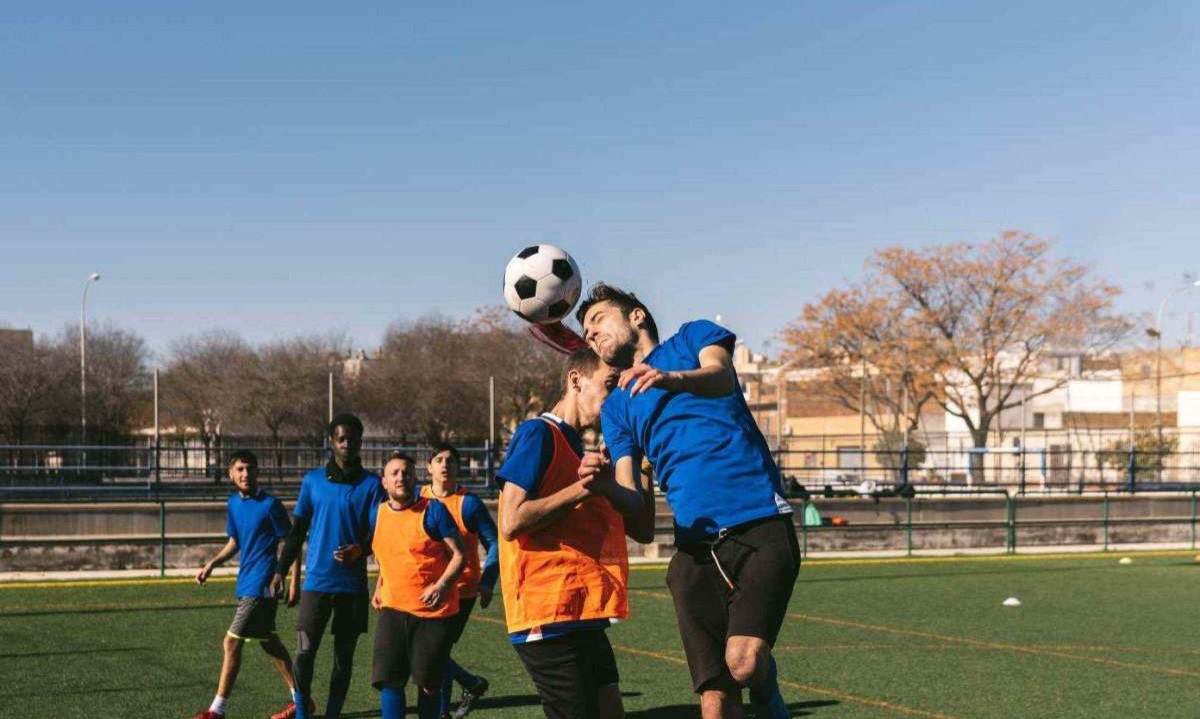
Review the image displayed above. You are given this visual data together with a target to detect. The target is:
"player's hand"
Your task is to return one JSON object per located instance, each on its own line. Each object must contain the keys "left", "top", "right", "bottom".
{"left": 578, "top": 451, "right": 613, "bottom": 492}
{"left": 287, "top": 579, "right": 301, "bottom": 608}
{"left": 269, "top": 573, "right": 285, "bottom": 600}
{"left": 478, "top": 585, "right": 494, "bottom": 609}
{"left": 420, "top": 582, "right": 447, "bottom": 608}
{"left": 333, "top": 544, "right": 364, "bottom": 564}
{"left": 196, "top": 563, "right": 213, "bottom": 585}
{"left": 619, "top": 363, "right": 678, "bottom": 397}
{"left": 372, "top": 590, "right": 383, "bottom": 612}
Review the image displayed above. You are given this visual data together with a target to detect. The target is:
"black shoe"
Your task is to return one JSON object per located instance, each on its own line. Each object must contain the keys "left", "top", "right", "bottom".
{"left": 453, "top": 677, "right": 489, "bottom": 719}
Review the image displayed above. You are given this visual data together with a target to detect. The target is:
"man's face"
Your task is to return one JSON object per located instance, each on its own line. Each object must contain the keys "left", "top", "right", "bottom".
{"left": 330, "top": 424, "right": 362, "bottom": 465}
{"left": 576, "top": 362, "right": 620, "bottom": 427}
{"left": 581, "top": 301, "right": 639, "bottom": 368}
{"left": 228, "top": 460, "right": 258, "bottom": 495}
{"left": 428, "top": 450, "right": 459, "bottom": 485}
{"left": 383, "top": 458, "right": 416, "bottom": 504}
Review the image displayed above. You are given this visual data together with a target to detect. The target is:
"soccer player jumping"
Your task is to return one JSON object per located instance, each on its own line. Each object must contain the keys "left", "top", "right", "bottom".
{"left": 577, "top": 284, "right": 800, "bottom": 719}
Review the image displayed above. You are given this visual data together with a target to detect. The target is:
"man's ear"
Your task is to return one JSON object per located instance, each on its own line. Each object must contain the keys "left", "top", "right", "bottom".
{"left": 629, "top": 307, "right": 646, "bottom": 331}
{"left": 568, "top": 368, "right": 582, "bottom": 393}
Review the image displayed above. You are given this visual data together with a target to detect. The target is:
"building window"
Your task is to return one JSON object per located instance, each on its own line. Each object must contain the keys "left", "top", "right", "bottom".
{"left": 1033, "top": 413, "right": 1045, "bottom": 429}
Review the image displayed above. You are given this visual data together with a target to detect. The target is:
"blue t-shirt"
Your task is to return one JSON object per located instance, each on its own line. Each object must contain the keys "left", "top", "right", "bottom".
{"left": 497, "top": 413, "right": 611, "bottom": 644}
{"left": 459, "top": 493, "right": 500, "bottom": 591}
{"left": 369, "top": 497, "right": 461, "bottom": 543}
{"left": 294, "top": 465, "right": 387, "bottom": 593}
{"left": 601, "top": 320, "right": 792, "bottom": 545}
{"left": 226, "top": 490, "right": 291, "bottom": 599}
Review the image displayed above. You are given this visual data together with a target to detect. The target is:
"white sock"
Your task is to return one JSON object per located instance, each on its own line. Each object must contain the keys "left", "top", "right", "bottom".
{"left": 209, "top": 696, "right": 228, "bottom": 715}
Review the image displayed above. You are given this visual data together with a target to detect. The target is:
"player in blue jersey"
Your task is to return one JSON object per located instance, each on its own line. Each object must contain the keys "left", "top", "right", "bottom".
{"left": 577, "top": 284, "right": 799, "bottom": 719}
{"left": 191, "top": 450, "right": 303, "bottom": 719}
{"left": 271, "top": 413, "right": 387, "bottom": 719}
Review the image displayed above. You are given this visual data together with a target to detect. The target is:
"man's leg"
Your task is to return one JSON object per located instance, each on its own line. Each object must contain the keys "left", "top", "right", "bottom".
{"left": 261, "top": 634, "right": 296, "bottom": 692}
{"left": 294, "top": 592, "right": 334, "bottom": 719}
{"left": 665, "top": 547, "right": 742, "bottom": 719}
{"left": 373, "top": 609, "right": 413, "bottom": 719}
{"left": 325, "top": 593, "right": 370, "bottom": 719}
{"left": 411, "top": 615, "right": 454, "bottom": 719}
{"left": 514, "top": 633, "right": 599, "bottom": 719}
{"left": 203, "top": 634, "right": 244, "bottom": 716}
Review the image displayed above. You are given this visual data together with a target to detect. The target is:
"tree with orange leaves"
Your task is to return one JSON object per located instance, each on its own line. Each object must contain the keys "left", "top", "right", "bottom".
{"left": 781, "top": 231, "right": 1130, "bottom": 481}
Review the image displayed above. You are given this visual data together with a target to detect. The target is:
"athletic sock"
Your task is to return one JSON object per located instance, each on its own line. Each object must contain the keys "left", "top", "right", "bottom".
{"left": 417, "top": 689, "right": 442, "bottom": 719}
{"left": 293, "top": 691, "right": 311, "bottom": 719}
{"left": 381, "top": 687, "right": 406, "bottom": 719}
{"left": 449, "top": 659, "right": 480, "bottom": 689}
{"left": 325, "top": 693, "right": 346, "bottom": 719}
{"left": 748, "top": 655, "right": 788, "bottom": 719}
{"left": 209, "top": 695, "right": 228, "bottom": 715}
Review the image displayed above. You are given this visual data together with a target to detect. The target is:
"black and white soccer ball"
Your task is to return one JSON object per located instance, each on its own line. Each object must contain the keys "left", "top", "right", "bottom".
{"left": 502, "top": 244, "right": 582, "bottom": 324}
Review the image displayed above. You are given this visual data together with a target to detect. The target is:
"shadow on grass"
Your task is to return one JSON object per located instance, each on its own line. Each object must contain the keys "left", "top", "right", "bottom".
{"left": 628, "top": 700, "right": 839, "bottom": 718}
{"left": 0, "top": 681, "right": 206, "bottom": 699}
{"left": 0, "top": 645, "right": 152, "bottom": 659}
{"left": 336, "top": 694, "right": 546, "bottom": 718}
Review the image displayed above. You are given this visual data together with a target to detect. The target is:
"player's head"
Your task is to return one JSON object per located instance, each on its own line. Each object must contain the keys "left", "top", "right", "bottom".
{"left": 227, "top": 449, "right": 259, "bottom": 495}
{"left": 428, "top": 442, "right": 461, "bottom": 486}
{"left": 328, "top": 412, "right": 364, "bottom": 465}
{"left": 575, "top": 283, "right": 658, "bottom": 368}
{"left": 383, "top": 451, "right": 417, "bottom": 505}
{"left": 562, "top": 348, "right": 619, "bottom": 428}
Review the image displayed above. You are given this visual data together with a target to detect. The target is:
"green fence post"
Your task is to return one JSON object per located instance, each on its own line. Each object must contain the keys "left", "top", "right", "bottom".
{"left": 905, "top": 495, "right": 913, "bottom": 558}
{"left": 1192, "top": 491, "right": 1197, "bottom": 551}
{"left": 800, "top": 515, "right": 808, "bottom": 558}
{"left": 159, "top": 499, "right": 167, "bottom": 578}
{"left": 1005, "top": 495, "right": 1017, "bottom": 554}
{"left": 1102, "top": 493, "right": 1110, "bottom": 552}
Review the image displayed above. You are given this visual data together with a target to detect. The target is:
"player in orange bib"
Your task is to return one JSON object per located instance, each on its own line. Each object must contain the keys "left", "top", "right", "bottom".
{"left": 419, "top": 443, "right": 499, "bottom": 719}
{"left": 496, "top": 348, "right": 654, "bottom": 719}
{"left": 370, "top": 452, "right": 467, "bottom": 719}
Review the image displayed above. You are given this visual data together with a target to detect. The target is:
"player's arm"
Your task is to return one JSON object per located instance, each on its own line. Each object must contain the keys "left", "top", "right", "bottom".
{"left": 586, "top": 455, "right": 654, "bottom": 544}
{"left": 464, "top": 496, "right": 500, "bottom": 608}
{"left": 197, "top": 537, "right": 238, "bottom": 584}
{"left": 371, "top": 573, "right": 384, "bottom": 611}
{"left": 271, "top": 514, "right": 310, "bottom": 598}
{"left": 422, "top": 533, "right": 466, "bottom": 608}
{"left": 620, "top": 344, "right": 735, "bottom": 398}
{"left": 499, "top": 479, "right": 591, "bottom": 541}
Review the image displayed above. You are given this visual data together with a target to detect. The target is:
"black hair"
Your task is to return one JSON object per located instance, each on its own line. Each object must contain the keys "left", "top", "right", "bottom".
{"left": 328, "top": 412, "right": 364, "bottom": 438}
{"left": 227, "top": 449, "right": 259, "bottom": 468}
{"left": 574, "top": 283, "right": 659, "bottom": 342}
{"left": 428, "top": 442, "right": 461, "bottom": 466}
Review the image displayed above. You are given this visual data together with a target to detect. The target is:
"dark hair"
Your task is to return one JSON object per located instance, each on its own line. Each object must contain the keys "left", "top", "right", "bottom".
{"left": 387, "top": 451, "right": 416, "bottom": 465}
{"left": 561, "top": 348, "right": 603, "bottom": 390}
{"left": 429, "top": 442, "right": 461, "bottom": 466}
{"left": 227, "top": 449, "right": 258, "bottom": 468}
{"left": 328, "top": 412, "right": 364, "bottom": 438}
{"left": 574, "top": 283, "right": 659, "bottom": 342}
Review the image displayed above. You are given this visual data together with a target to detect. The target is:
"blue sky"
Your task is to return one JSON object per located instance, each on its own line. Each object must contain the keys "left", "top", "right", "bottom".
{"left": 4, "top": 2, "right": 1199, "bottom": 360}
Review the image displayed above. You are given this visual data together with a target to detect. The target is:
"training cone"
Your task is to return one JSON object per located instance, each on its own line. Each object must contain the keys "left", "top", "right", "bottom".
{"left": 1002, "top": 597, "right": 1021, "bottom": 607}
{"left": 1118, "top": 557, "right": 1132, "bottom": 565}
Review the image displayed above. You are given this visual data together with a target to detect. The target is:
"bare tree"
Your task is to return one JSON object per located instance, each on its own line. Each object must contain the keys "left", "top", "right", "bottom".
{"left": 0, "top": 337, "right": 72, "bottom": 444}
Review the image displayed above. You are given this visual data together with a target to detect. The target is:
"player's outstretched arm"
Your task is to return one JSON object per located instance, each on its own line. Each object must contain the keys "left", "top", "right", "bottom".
{"left": 197, "top": 537, "right": 239, "bottom": 584}
{"left": 600, "top": 456, "right": 655, "bottom": 544}
{"left": 499, "top": 479, "right": 591, "bottom": 541}
{"left": 619, "top": 344, "right": 736, "bottom": 398}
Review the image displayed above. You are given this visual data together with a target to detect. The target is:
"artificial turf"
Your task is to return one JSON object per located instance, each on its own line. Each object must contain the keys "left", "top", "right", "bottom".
{"left": 2, "top": 552, "right": 1198, "bottom": 719}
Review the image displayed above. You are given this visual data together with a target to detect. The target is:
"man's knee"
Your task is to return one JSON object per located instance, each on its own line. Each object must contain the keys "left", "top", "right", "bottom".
{"left": 724, "top": 638, "right": 769, "bottom": 686}
{"left": 699, "top": 688, "right": 743, "bottom": 719}
{"left": 223, "top": 634, "right": 243, "bottom": 655}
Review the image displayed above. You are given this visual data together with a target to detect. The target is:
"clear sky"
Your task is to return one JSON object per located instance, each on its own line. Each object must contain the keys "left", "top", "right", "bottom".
{"left": 4, "top": 2, "right": 1199, "bottom": 361}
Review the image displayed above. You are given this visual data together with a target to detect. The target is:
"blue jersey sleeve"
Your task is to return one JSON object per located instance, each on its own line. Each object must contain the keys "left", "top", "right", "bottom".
{"left": 680, "top": 320, "right": 736, "bottom": 358}
{"left": 496, "top": 420, "right": 554, "bottom": 494}
{"left": 268, "top": 498, "right": 291, "bottom": 539}
{"left": 601, "top": 395, "right": 637, "bottom": 462}
{"left": 293, "top": 475, "right": 313, "bottom": 520}
{"left": 462, "top": 494, "right": 500, "bottom": 591}
{"left": 225, "top": 499, "right": 237, "bottom": 541}
{"left": 423, "top": 500, "right": 460, "bottom": 543}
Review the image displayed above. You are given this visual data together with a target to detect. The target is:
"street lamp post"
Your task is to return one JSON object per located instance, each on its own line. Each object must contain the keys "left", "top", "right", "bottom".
{"left": 80, "top": 272, "right": 101, "bottom": 455}
{"left": 1146, "top": 279, "right": 1200, "bottom": 482}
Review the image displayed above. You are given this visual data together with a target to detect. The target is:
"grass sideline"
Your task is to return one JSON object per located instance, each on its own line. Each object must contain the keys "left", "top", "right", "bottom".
{"left": 2, "top": 552, "right": 1198, "bottom": 719}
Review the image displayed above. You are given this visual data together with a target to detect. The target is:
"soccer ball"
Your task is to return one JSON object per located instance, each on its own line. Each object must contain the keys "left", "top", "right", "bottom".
{"left": 502, "top": 244, "right": 582, "bottom": 324}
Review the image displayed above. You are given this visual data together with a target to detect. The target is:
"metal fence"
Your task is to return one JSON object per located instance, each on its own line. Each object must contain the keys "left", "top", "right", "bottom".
{"left": 0, "top": 439, "right": 498, "bottom": 500}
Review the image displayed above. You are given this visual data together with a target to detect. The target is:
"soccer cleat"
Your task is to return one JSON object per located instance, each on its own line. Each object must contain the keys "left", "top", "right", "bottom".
{"left": 271, "top": 698, "right": 316, "bottom": 719}
{"left": 192, "top": 712, "right": 224, "bottom": 719}
{"left": 452, "top": 677, "right": 489, "bottom": 719}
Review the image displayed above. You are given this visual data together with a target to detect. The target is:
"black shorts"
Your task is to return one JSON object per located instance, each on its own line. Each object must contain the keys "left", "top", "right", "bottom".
{"left": 297, "top": 591, "right": 370, "bottom": 637}
{"left": 513, "top": 628, "right": 620, "bottom": 719}
{"left": 227, "top": 597, "right": 278, "bottom": 641}
{"left": 445, "top": 596, "right": 477, "bottom": 646}
{"left": 371, "top": 608, "right": 453, "bottom": 691}
{"left": 666, "top": 514, "right": 801, "bottom": 693}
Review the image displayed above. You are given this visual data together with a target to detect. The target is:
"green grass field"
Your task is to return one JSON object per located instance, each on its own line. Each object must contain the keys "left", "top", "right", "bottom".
{"left": 3, "top": 552, "right": 1199, "bottom": 719}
